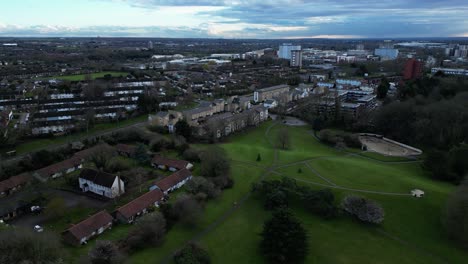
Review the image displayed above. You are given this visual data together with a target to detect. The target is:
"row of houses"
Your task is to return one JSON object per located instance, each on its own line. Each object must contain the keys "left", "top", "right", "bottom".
{"left": 0, "top": 173, "right": 29, "bottom": 198}
{"left": 62, "top": 155, "right": 194, "bottom": 245}
{"left": 33, "top": 144, "right": 105, "bottom": 181}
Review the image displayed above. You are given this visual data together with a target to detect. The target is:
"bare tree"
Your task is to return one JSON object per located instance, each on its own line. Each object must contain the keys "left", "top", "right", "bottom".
{"left": 88, "top": 240, "right": 124, "bottom": 264}
{"left": 277, "top": 128, "right": 291, "bottom": 150}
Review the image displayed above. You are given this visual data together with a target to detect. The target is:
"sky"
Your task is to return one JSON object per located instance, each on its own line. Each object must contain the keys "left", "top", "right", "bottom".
{"left": 0, "top": 0, "right": 468, "bottom": 38}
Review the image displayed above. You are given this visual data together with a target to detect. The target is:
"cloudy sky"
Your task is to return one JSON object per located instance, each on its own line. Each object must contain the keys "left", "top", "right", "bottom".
{"left": 1, "top": 0, "right": 468, "bottom": 38}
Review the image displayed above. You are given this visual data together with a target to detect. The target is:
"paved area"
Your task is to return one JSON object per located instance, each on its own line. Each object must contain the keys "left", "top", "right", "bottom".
{"left": 360, "top": 135, "right": 421, "bottom": 157}
{"left": 8, "top": 188, "right": 108, "bottom": 229}
{"left": 282, "top": 116, "right": 307, "bottom": 126}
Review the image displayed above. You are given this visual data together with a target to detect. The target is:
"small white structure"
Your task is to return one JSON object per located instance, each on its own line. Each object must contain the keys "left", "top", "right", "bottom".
{"left": 411, "top": 189, "right": 424, "bottom": 198}
{"left": 263, "top": 99, "right": 278, "bottom": 109}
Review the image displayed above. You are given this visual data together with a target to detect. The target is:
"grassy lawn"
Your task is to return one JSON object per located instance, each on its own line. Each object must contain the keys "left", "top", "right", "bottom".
{"left": 222, "top": 122, "right": 277, "bottom": 166}
{"left": 5, "top": 115, "right": 147, "bottom": 155}
{"left": 273, "top": 125, "right": 345, "bottom": 164}
{"left": 128, "top": 164, "right": 265, "bottom": 263}
{"left": 62, "top": 121, "right": 467, "bottom": 264}
{"left": 48, "top": 71, "right": 127, "bottom": 81}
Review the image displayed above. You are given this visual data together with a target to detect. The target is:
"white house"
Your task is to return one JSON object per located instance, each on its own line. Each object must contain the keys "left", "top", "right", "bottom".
{"left": 78, "top": 169, "right": 125, "bottom": 198}
{"left": 263, "top": 99, "right": 278, "bottom": 109}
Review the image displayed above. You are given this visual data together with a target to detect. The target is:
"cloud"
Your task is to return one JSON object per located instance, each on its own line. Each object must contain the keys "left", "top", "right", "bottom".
{"left": 0, "top": 24, "right": 211, "bottom": 38}
{"left": 2, "top": 0, "right": 468, "bottom": 38}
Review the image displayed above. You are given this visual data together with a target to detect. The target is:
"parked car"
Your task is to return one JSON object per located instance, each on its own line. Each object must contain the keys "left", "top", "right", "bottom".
{"left": 34, "top": 225, "right": 44, "bottom": 232}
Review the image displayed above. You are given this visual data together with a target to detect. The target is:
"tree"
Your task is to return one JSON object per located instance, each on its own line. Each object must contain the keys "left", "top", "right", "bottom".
{"left": 133, "top": 143, "right": 150, "bottom": 165}
{"left": 442, "top": 178, "right": 468, "bottom": 249}
{"left": 0, "top": 228, "right": 64, "bottom": 263}
{"left": 174, "top": 243, "right": 211, "bottom": 264}
{"left": 186, "top": 177, "right": 220, "bottom": 200}
{"left": 199, "top": 146, "right": 230, "bottom": 179}
{"left": 171, "top": 194, "right": 203, "bottom": 227}
{"left": 423, "top": 150, "right": 452, "bottom": 181}
{"left": 277, "top": 128, "right": 290, "bottom": 150}
{"left": 121, "top": 212, "right": 166, "bottom": 252}
{"left": 301, "top": 189, "right": 337, "bottom": 219}
{"left": 88, "top": 240, "right": 124, "bottom": 264}
{"left": 342, "top": 195, "right": 384, "bottom": 224}
{"left": 264, "top": 189, "right": 288, "bottom": 210}
{"left": 175, "top": 120, "right": 192, "bottom": 141}
{"left": 256, "top": 153, "right": 262, "bottom": 162}
{"left": 90, "top": 144, "right": 115, "bottom": 171}
{"left": 260, "top": 209, "right": 308, "bottom": 264}
{"left": 377, "top": 77, "right": 390, "bottom": 99}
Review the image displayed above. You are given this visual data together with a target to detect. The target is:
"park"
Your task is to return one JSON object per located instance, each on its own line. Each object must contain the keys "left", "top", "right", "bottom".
{"left": 2, "top": 118, "right": 465, "bottom": 264}
{"left": 59, "top": 120, "right": 466, "bottom": 263}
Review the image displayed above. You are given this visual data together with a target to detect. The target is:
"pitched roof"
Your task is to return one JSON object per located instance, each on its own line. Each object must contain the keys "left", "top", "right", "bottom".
{"left": 73, "top": 144, "right": 113, "bottom": 161}
{"left": 155, "top": 168, "right": 192, "bottom": 193}
{"left": 35, "top": 157, "right": 82, "bottom": 179}
{"left": 115, "top": 189, "right": 164, "bottom": 219}
{"left": 0, "top": 173, "right": 30, "bottom": 193}
{"left": 151, "top": 155, "right": 190, "bottom": 170}
{"left": 79, "top": 169, "right": 117, "bottom": 188}
{"left": 63, "top": 210, "right": 113, "bottom": 240}
{"left": 115, "top": 144, "right": 137, "bottom": 155}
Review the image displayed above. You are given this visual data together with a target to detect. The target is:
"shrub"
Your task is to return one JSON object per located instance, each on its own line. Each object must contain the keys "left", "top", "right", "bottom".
{"left": 174, "top": 243, "right": 211, "bottom": 264}
{"left": 301, "top": 189, "right": 337, "bottom": 219}
{"left": 341, "top": 195, "right": 384, "bottom": 224}
{"left": 0, "top": 229, "right": 64, "bottom": 263}
{"left": 88, "top": 240, "right": 124, "bottom": 264}
{"left": 171, "top": 194, "right": 203, "bottom": 227}
{"left": 343, "top": 133, "right": 361, "bottom": 148}
{"left": 186, "top": 177, "right": 220, "bottom": 200}
{"left": 120, "top": 212, "right": 166, "bottom": 252}
{"left": 182, "top": 148, "right": 201, "bottom": 162}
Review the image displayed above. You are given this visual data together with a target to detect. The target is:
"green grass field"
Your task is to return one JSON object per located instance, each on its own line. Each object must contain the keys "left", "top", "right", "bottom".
{"left": 63, "top": 121, "right": 466, "bottom": 263}
{"left": 49, "top": 71, "right": 127, "bottom": 81}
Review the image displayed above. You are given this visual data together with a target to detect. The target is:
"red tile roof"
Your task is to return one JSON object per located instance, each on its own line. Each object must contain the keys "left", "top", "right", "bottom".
{"left": 155, "top": 168, "right": 192, "bottom": 193}
{"left": 152, "top": 155, "right": 191, "bottom": 170}
{"left": 73, "top": 144, "right": 112, "bottom": 161}
{"left": 35, "top": 157, "right": 81, "bottom": 179}
{"left": 115, "top": 144, "right": 137, "bottom": 155}
{"left": 0, "top": 173, "right": 29, "bottom": 193}
{"left": 63, "top": 210, "right": 113, "bottom": 240}
{"left": 115, "top": 189, "right": 164, "bottom": 220}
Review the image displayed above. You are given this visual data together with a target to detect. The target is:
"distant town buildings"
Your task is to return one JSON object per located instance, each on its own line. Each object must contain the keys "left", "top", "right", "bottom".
{"left": 445, "top": 44, "right": 468, "bottom": 58}
{"left": 278, "top": 43, "right": 301, "bottom": 60}
{"left": 148, "top": 41, "right": 154, "bottom": 50}
{"left": 290, "top": 50, "right": 303, "bottom": 67}
{"left": 431, "top": 67, "right": 468, "bottom": 76}
{"left": 375, "top": 48, "right": 399, "bottom": 60}
{"left": 253, "top": 84, "right": 290, "bottom": 103}
{"left": 403, "top": 59, "right": 424, "bottom": 80}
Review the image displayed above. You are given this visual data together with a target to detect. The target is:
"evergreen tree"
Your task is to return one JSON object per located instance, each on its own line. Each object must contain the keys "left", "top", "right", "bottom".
{"left": 260, "top": 209, "right": 308, "bottom": 264}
